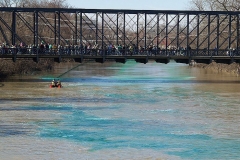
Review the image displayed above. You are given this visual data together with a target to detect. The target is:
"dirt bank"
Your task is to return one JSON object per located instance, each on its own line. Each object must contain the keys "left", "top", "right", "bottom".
{"left": 0, "top": 58, "right": 54, "bottom": 81}
{"left": 190, "top": 61, "right": 240, "bottom": 76}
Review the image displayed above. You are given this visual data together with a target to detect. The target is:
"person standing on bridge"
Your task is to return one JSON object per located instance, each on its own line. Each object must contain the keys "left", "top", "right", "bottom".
{"left": 52, "top": 44, "right": 57, "bottom": 55}
{"left": 117, "top": 44, "right": 122, "bottom": 55}
{"left": 108, "top": 44, "right": 112, "bottom": 55}
{"left": 49, "top": 43, "right": 52, "bottom": 54}
{"left": 39, "top": 42, "right": 45, "bottom": 54}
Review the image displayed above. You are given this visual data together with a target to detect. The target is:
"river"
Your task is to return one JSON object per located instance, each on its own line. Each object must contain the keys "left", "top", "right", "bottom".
{"left": 0, "top": 60, "right": 240, "bottom": 160}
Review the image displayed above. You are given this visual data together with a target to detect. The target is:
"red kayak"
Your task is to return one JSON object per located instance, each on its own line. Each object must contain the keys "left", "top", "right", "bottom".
{"left": 49, "top": 84, "right": 62, "bottom": 88}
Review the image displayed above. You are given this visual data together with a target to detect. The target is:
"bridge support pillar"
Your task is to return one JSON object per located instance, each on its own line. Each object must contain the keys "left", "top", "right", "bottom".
{"left": 213, "top": 59, "right": 232, "bottom": 64}
{"left": 135, "top": 58, "right": 148, "bottom": 64}
{"left": 175, "top": 59, "right": 190, "bottom": 64}
{"left": 33, "top": 56, "right": 39, "bottom": 63}
{"left": 155, "top": 58, "right": 170, "bottom": 64}
{"left": 12, "top": 56, "right": 16, "bottom": 62}
{"left": 234, "top": 59, "right": 240, "bottom": 63}
{"left": 74, "top": 58, "right": 83, "bottom": 63}
{"left": 54, "top": 57, "right": 62, "bottom": 63}
{"left": 231, "top": 57, "right": 235, "bottom": 64}
{"left": 95, "top": 58, "right": 105, "bottom": 63}
{"left": 115, "top": 58, "right": 127, "bottom": 63}
{"left": 195, "top": 59, "right": 213, "bottom": 64}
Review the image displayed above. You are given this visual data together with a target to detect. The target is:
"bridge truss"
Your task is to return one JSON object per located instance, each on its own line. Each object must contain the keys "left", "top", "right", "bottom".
{"left": 0, "top": 7, "right": 240, "bottom": 64}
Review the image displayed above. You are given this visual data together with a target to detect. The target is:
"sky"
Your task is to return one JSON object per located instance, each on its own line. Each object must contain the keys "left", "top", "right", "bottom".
{"left": 66, "top": 0, "right": 191, "bottom": 11}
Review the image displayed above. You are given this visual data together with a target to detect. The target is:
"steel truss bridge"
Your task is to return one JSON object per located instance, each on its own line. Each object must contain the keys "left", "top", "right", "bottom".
{"left": 0, "top": 7, "right": 240, "bottom": 64}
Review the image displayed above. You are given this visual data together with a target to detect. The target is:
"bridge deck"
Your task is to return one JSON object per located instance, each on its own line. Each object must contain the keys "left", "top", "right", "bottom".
{"left": 1, "top": 53, "right": 240, "bottom": 64}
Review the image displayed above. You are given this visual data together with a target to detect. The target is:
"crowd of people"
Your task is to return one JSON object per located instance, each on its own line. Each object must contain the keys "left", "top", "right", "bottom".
{"left": 1, "top": 41, "right": 238, "bottom": 56}
{"left": 0, "top": 41, "right": 193, "bottom": 56}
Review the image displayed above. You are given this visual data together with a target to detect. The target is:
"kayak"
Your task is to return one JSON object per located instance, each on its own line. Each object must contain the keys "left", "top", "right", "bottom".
{"left": 49, "top": 84, "right": 62, "bottom": 88}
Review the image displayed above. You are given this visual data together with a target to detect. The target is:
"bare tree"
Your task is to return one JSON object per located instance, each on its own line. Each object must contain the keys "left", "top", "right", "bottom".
{"left": 0, "top": 0, "right": 68, "bottom": 8}
{"left": 188, "top": 0, "right": 240, "bottom": 50}
{"left": 0, "top": 0, "right": 19, "bottom": 7}
{"left": 189, "top": 0, "right": 240, "bottom": 11}
{"left": 0, "top": 0, "right": 71, "bottom": 45}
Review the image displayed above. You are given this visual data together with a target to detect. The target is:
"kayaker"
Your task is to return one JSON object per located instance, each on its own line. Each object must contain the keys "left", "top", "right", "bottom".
{"left": 56, "top": 79, "right": 61, "bottom": 87}
{"left": 51, "top": 79, "right": 55, "bottom": 86}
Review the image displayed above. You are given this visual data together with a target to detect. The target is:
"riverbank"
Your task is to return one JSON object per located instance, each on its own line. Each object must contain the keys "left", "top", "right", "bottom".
{"left": 190, "top": 61, "right": 240, "bottom": 76}
{"left": 0, "top": 58, "right": 54, "bottom": 81}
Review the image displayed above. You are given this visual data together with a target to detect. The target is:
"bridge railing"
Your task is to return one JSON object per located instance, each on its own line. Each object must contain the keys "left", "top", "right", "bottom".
{"left": 189, "top": 49, "right": 239, "bottom": 56}
{"left": 0, "top": 46, "right": 239, "bottom": 57}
